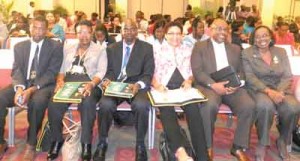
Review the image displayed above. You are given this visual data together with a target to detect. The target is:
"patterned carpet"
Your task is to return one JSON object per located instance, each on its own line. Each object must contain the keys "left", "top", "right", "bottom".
{"left": 2, "top": 111, "right": 300, "bottom": 161}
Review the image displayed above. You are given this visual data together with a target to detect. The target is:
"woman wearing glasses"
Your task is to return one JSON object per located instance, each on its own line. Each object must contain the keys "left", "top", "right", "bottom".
{"left": 151, "top": 21, "right": 208, "bottom": 161}
{"left": 242, "top": 25, "right": 300, "bottom": 161}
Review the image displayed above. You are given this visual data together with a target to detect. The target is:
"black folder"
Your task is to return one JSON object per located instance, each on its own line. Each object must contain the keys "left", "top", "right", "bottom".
{"left": 210, "top": 66, "right": 241, "bottom": 87}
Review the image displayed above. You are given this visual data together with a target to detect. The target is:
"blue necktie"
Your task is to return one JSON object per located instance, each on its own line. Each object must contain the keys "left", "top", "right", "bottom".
{"left": 122, "top": 46, "right": 130, "bottom": 70}
{"left": 118, "top": 46, "right": 130, "bottom": 81}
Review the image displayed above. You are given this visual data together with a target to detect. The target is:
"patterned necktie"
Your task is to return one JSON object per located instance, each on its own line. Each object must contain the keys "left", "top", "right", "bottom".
{"left": 29, "top": 45, "right": 39, "bottom": 82}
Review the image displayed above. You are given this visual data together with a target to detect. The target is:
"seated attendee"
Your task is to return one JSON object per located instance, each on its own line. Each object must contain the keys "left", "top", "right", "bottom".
{"left": 242, "top": 25, "right": 300, "bottom": 160}
{"left": 93, "top": 23, "right": 116, "bottom": 48}
{"left": 9, "top": 15, "right": 30, "bottom": 37}
{"left": 93, "top": 18, "right": 154, "bottom": 161}
{"left": 47, "top": 20, "right": 107, "bottom": 161}
{"left": 182, "top": 16, "right": 209, "bottom": 47}
{"left": 231, "top": 20, "right": 248, "bottom": 48}
{"left": 274, "top": 22, "right": 295, "bottom": 47}
{"left": 53, "top": 11, "right": 68, "bottom": 32}
{"left": 108, "top": 15, "right": 122, "bottom": 34}
{"left": 243, "top": 16, "right": 256, "bottom": 38}
{"left": 135, "top": 11, "right": 148, "bottom": 33}
{"left": 0, "top": 16, "right": 63, "bottom": 160}
{"left": 152, "top": 21, "right": 208, "bottom": 161}
{"left": 191, "top": 18, "right": 256, "bottom": 161}
{"left": 146, "top": 19, "right": 167, "bottom": 48}
{"left": 46, "top": 12, "right": 65, "bottom": 41}
{"left": 90, "top": 12, "right": 100, "bottom": 27}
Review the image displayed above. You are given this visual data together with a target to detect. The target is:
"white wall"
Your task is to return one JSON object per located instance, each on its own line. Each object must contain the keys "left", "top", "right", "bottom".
{"left": 127, "top": 0, "right": 185, "bottom": 20}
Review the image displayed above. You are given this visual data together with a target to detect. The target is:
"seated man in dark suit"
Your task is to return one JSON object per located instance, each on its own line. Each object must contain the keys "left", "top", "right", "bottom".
{"left": 93, "top": 18, "right": 154, "bottom": 161}
{"left": 0, "top": 16, "right": 63, "bottom": 160}
{"left": 191, "top": 18, "right": 255, "bottom": 161}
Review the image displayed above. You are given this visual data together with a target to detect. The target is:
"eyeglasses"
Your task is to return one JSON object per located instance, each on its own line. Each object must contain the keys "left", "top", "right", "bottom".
{"left": 255, "top": 34, "right": 270, "bottom": 40}
{"left": 166, "top": 32, "right": 182, "bottom": 36}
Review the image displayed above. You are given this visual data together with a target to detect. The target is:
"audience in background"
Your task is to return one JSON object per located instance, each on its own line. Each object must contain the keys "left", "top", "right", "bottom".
{"left": 135, "top": 11, "right": 148, "bottom": 33}
{"left": 182, "top": 16, "right": 209, "bottom": 47}
{"left": 93, "top": 23, "right": 116, "bottom": 48}
{"left": 108, "top": 15, "right": 121, "bottom": 33}
{"left": 46, "top": 12, "right": 65, "bottom": 41}
{"left": 275, "top": 22, "right": 295, "bottom": 47}
{"left": 9, "top": 15, "right": 30, "bottom": 37}
{"left": 231, "top": 20, "right": 248, "bottom": 47}
{"left": 146, "top": 19, "right": 167, "bottom": 48}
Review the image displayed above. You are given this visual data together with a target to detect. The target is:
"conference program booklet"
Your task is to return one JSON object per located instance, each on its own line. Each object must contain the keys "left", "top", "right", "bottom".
{"left": 147, "top": 88, "right": 207, "bottom": 107}
{"left": 53, "top": 82, "right": 88, "bottom": 103}
{"left": 104, "top": 81, "right": 134, "bottom": 98}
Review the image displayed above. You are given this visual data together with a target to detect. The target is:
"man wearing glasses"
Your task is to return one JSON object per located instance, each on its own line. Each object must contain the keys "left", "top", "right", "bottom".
{"left": 191, "top": 18, "right": 255, "bottom": 161}
{"left": 93, "top": 18, "right": 154, "bottom": 161}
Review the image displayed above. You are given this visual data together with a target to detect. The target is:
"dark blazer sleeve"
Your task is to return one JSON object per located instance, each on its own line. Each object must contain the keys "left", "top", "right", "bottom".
{"left": 35, "top": 39, "right": 63, "bottom": 88}
{"left": 12, "top": 42, "right": 28, "bottom": 87}
{"left": 138, "top": 42, "right": 154, "bottom": 87}
{"left": 276, "top": 48, "right": 293, "bottom": 92}
{"left": 104, "top": 44, "right": 116, "bottom": 81}
{"left": 191, "top": 41, "right": 215, "bottom": 86}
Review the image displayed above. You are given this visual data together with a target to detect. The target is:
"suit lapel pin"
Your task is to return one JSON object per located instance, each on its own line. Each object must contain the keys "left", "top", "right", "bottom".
{"left": 273, "top": 56, "right": 279, "bottom": 64}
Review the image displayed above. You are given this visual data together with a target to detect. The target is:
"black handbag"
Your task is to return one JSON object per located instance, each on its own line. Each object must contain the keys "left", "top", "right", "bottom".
{"left": 159, "top": 127, "right": 196, "bottom": 161}
{"left": 211, "top": 66, "right": 241, "bottom": 87}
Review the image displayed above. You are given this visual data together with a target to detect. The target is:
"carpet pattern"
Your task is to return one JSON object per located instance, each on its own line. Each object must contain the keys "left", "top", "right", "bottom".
{"left": 2, "top": 112, "right": 300, "bottom": 161}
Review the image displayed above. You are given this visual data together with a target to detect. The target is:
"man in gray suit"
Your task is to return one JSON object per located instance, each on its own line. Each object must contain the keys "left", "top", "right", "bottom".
{"left": 93, "top": 18, "right": 154, "bottom": 161}
{"left": 0, "top": 16, "right": 63, "bottom": 160}
{"left": 191, "top": 18, "right": 255, "bottom": 161}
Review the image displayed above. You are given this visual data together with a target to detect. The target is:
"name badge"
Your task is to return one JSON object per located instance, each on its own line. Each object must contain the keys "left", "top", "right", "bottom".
{"left": 71, "top": 65, "right": 84, "bottom": 74}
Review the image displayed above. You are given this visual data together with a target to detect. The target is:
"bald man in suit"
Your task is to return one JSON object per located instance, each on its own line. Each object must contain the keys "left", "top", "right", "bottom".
{"left": 93, "top": 18, "right": 154, "bottom": 161}
{"left": 191, "top": 18, "right": 255, "bottom": 161}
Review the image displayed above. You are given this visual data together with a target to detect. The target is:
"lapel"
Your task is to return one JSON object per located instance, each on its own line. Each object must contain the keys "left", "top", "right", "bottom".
{"left": 127, "top": 39, "right": 139, "bottom": 68}
{"left": 115, "top": 42, "right": 123, "bottom": 73}
{"left": 24, "top": 41, "right": 31, "bottom": 74}
{"left": 207, "top": 39, "right": 217, "bottom": 71}
{"left": 38, "top": 39, "right": 49, "bottom": 75}
{"left": 224, "top": 42, "right": 235, "bottom": 66}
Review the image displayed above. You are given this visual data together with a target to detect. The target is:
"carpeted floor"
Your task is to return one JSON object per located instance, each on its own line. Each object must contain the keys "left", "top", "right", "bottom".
{"left": 2, "top": 111, "right": 300, "bottom": 161}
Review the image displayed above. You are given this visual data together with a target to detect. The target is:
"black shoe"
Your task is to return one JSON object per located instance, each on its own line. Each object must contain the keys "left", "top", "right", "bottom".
{"left": 47, "top": 141, "right": 63, "bottom": 161}
{"left": 135, "top": 145, "right": 147, "bottom": 161}
{"left": 81, "top": 143, "right": 92, "bottom": 161}
{"left": 93, "top": 142, "right": 107, "bottom": 161}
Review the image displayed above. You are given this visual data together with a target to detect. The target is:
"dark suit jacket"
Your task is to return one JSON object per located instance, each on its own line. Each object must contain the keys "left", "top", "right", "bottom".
{"left": 105, "top": 39, "right": 154, "bottom": 87}
{"left": 12, "top": 38, "right": 63, "bottom": 89}
{"left": 242, "top": 46, "right": 293, "bottom": 94}
{"left": 191, "top": 39, "right": 243, "bottom": 87}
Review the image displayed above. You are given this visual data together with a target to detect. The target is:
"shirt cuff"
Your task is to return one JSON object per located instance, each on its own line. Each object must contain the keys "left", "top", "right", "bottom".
{"left": 14, "top": 85, "right": 25, "bottom": 92}
{"left": 137, "top": 81, "right": 146, "bottom": 89}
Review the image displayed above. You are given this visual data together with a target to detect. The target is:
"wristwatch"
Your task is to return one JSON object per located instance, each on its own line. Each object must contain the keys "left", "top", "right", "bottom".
{"left": 207, "top": 83, "right": 212, "bottom": 89}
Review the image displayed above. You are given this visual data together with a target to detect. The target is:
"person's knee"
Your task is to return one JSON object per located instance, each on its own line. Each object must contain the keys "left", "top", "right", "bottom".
{"left": 131, "top": 99, "right": 149, "bottom": 113}
{"left": 202, "top": 100, "right": 219, "bottom": 115}
{"left": 98, "top": 100, "right": 115, "bottom": 114}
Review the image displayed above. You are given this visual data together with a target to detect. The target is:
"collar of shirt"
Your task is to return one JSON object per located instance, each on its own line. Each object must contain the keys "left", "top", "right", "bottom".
{"left": 122, "top": 41, "right": 134, "bottom": 55}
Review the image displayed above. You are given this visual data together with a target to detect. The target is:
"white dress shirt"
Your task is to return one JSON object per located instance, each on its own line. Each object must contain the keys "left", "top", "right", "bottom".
{"left": 211, "top": 39, "right": 229, "bottom": 70}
